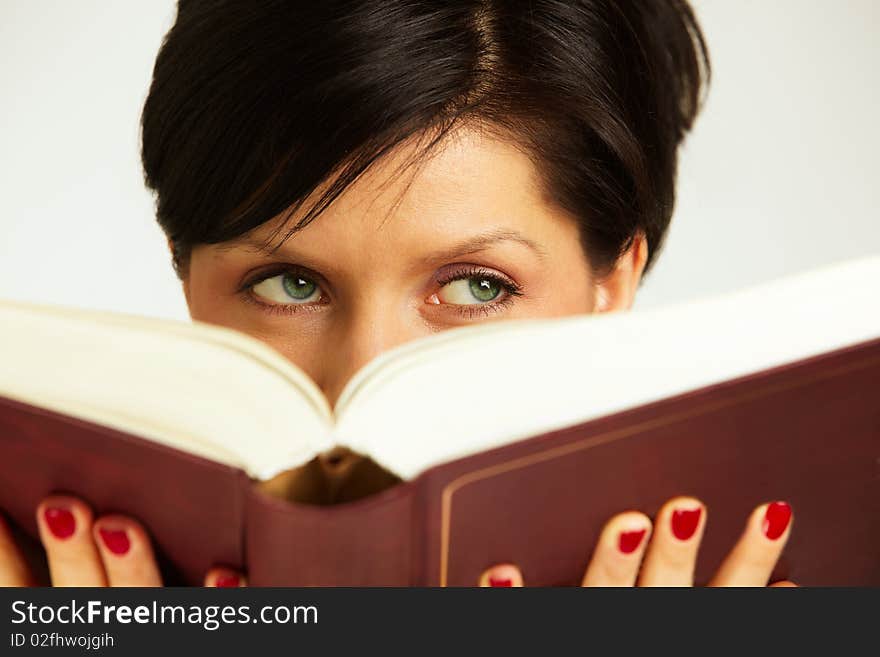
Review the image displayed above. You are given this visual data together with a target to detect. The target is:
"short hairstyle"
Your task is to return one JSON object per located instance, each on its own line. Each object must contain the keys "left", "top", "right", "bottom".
{"left": 141, "top": 0, "right": 710, "bottom": 278}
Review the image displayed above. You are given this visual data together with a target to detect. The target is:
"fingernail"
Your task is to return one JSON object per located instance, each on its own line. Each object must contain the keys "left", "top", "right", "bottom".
{"left": 98, "top": 527, "right": 131, "bottom": 555}
{"left": 215, "top": 574, "right": 241, "bottom": 588}
{"left": 762, "top": 501, "right": 792, "bottom": 540}
{"left": 618, "top": 528, "right": 647, "bottom": 554}
{"left": 44, "top": 507, "right": 75, "bottom": 539}
{"left": 488, "top": 575, "right": 513, "bottom": 587}
{"left": 671, "top": 507, "right": 702, "bottom": 541}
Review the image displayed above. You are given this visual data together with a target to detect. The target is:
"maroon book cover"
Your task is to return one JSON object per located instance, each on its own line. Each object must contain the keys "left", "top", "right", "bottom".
{"left": 1, "top": 337, "right": 878, "bottom": 586}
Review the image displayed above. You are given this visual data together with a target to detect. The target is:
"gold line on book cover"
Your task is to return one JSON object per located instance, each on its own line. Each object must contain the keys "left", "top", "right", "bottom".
{"left": 438, "top": 352, "right": 880, "bottom": 586}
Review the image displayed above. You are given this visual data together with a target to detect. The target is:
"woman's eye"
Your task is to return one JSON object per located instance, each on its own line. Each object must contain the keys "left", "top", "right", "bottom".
{"left": 436, "top": 276, "right": 504, "bottom": 305}
{"left": 251, "top": 272, "right": 322, "bottom": 304}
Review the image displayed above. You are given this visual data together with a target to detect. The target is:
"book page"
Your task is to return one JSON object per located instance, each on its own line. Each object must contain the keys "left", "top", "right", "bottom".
{"left": 0, "top": 301, "right": 334, "bottom": 481}
{"left": 332, "top": 255, "right": 880, "bottom": 480}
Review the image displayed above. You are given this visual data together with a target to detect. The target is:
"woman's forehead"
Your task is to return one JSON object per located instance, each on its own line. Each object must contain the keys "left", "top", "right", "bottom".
{"left": 225, "top": 128, "right": 568, "bottom": 255}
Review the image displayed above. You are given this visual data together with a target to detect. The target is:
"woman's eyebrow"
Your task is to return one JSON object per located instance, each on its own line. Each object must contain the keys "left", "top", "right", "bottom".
{"left": 220, "top": 229, "right": 548, "bottom": 262}
{"left": 422, "top": 229, "right": 548, "bottom": 264}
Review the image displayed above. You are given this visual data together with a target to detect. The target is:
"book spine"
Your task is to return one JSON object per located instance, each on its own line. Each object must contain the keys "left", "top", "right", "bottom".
{"left": 244, "top": 482, "right": 417, "bottom": 586}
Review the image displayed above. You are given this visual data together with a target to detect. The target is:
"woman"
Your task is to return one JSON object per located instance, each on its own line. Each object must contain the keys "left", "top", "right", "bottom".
{"left": 0, "top": 0, "right": 795, "bottom": 587}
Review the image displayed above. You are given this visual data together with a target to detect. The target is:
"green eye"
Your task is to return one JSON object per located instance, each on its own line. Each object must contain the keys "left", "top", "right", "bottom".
{"left": 435, "top": 273, "right": 511, "bottom": 306}
{"left": 282, "top": 274, "right": 317, "bottom": 300}
{"left": 468, "top": 277, "right": 500, "bottom": 302}
{"left": 251, "top": 271, "right": 322, "bottom": 306}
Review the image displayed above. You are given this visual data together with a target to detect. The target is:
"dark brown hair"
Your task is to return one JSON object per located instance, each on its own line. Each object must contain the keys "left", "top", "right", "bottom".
{"left": 141, "top": 0, "right": 710, "bottom": 278}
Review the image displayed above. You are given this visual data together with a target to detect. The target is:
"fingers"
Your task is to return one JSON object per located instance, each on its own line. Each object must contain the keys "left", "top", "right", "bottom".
{"left": 478, "top": 498, "right": 790, "bottom": 588}
{"left": 479, "top": 512, "right": 654, "bottom": 587}
{"left": 580, "top": 511, "right": 652, "bottom": 586}
{"left": 709, "top": 501, "right": 793, "bottom": 587}
{"left": 479, "top": 563, "right": 523, "bottom": 587}
{"left": 92, "top": 515, "right": 162, "bottom": 587}
{"left": 637, "top": 497, "right": 706, "bottom": 586}
{"left": 36, "top": 496, "right": 107, "bottom": 586}
{"left": 204, "top": 567, "right": 247, "bottom": 588}
{"left": 36, "top": 496, "right": 164, "bottom": 587}
{"left": 0, "top": 513, "right": 33, "bottom": 586}
{"left": 769, "top": 580, "right": 798, "bottom": 587}
{"left": 584, "top": 498, "right": 788, "bottom": 587}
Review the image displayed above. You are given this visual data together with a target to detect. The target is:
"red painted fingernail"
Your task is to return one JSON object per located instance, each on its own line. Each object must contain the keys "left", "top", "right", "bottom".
{"left": 43, "top": 507, "right": 75, "bottom": 539}
{"left": 618, "top": 528, "right": 647, "bottom": 554}
{"left": 215, "top": 574, "right": 241, "bottom": 588}
{"left": 488, "top": 576, "right": 513, "bottom": 587}
{"left": 762, "top": 501, "right": 792, "bottom": 540}
{"left": 98, "top": 527, "right": 131, "bottom": 555}
{"left": 671, "top": 507, "right": 702, "bottom": 541}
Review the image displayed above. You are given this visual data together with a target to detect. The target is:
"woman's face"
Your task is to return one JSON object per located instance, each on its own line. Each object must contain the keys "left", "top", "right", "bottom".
{"left": 181, "top": 128, "right": 647, "bottom": 405}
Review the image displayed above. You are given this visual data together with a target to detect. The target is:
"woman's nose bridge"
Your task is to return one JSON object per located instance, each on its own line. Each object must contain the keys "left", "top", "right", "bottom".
{"left": 318, "top": 283, "right": 425, "bottom": 406}
{"left": 323, "top": 304, "right": 419, "bottom": 405}
{"left": 342, "top": 300, "right": 415, "bottom": 368}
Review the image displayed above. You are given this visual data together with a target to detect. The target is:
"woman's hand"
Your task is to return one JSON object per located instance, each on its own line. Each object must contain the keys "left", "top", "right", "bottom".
{"left": 0, "top": 495, "right": 245, "bottom": 587}
{"left": 479, "top": 496, "right": 797, "bottom": 587}
{"left": 1, "top": 494, "right": 797, "bottom": 587}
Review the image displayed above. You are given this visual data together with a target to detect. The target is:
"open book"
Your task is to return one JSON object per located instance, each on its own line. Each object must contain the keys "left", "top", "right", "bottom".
{"left": 1, "top": 256, "right": 878, "bottom": 585}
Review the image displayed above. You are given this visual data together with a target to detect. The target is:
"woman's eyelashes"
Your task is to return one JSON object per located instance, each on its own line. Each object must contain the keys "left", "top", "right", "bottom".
{"left": 243, "top": 264, "right": 523, "bottom": 318}
{"left": 428, "top": 266, "right": 523, "bottom": 314}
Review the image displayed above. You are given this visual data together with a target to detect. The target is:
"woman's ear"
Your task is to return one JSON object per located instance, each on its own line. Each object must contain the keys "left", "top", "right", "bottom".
{"left": 593, "top": 232, "right": 649, "bottom": 313}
